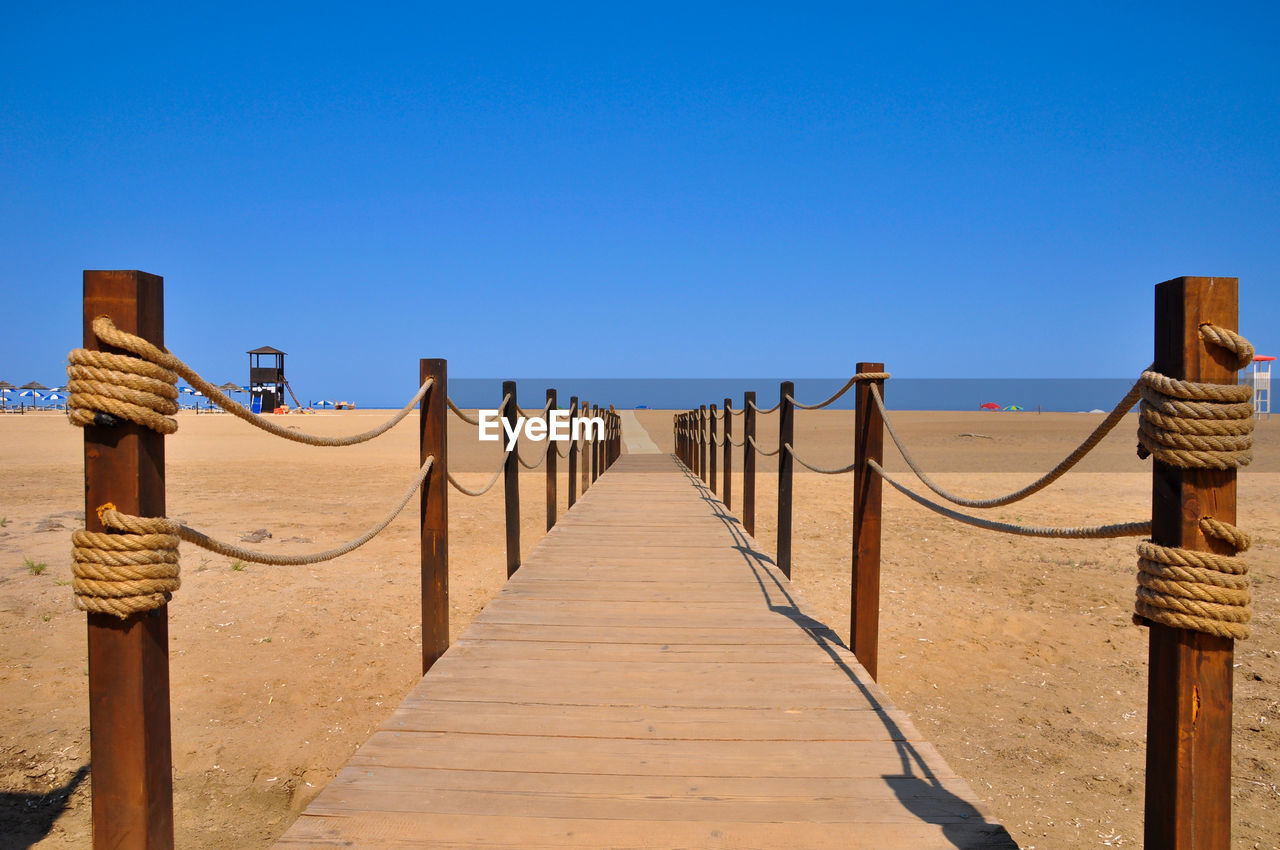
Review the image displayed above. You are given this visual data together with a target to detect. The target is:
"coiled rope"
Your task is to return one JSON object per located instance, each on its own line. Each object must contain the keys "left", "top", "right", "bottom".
{"left": 72, "top": 458, "right": 434, "bottom": 618}
{"left": 1130, "top": 323, "right": 1254, "bottom": 638}
{"left": 68, "top": 317, "right": 432, "bottom": 446}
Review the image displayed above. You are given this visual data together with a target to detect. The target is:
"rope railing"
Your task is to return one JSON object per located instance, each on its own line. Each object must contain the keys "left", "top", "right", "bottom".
{"left": 870, "top": 380, "right": 1143, "bottom": 508}
{"left": 69, "top": 317, "right": 433, "bottom": 446}
{"left": 672, "top": 281, "right": 1257, "bottom": 849}
{"left": 866, "top": 459, "right": 1150, "bottom": 539}
{"left": 73, "top": 458, "right": 437, "bottom": 617}
{"left": 783, "top": 371, "right": 892, "bottom": 410}
{"left": 785, "top": 443, "right": 858, "bottom": 475}
{"left": 447, "top": 397, "right": 481, "bottom": 425}
{"left": 447, "top": 450, "right": 510, "bottom": 497}
{"left": 70, "top": 270, "right": 632, "bottom": 847}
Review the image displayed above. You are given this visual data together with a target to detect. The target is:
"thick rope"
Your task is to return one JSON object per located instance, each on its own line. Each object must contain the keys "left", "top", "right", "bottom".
{"left": 871, "top": 379, "right": 1143, "bottom": 508}
{"left": 73, "top": 457, "right": 434, "bottom": 617}
{"left": 867, "top": 460, "right": 1150, "bottom": 539}
{"left": 747, "top": 435, "right": 781, "bottom": 457}
{"left": 1130, "top": 323, "right": 1255, "bottom": 638}
{"left": 517, "top": 443, "right": 549, "bottom": 469}
{"left": 447, "top": 399, "right": 481, "bottom": 426}
{"left": 447, "top": 449, "right": 510, "bottom": 497}
{"left": 785, "top": 372, "right": 892, "bottom": 410}
{"left": 785, "top": 444, "right": 858, "bottom": 475}
{"left": 1136, "top": 370, "right": 1253, "bottom": 469}
{"left": 1134, "top": 517, "right": 1251, "bottom": 639}
{"left": 748, "top": 399, "right": 783, "bottom": 415}
{"left": 68, "top": 317, "right": 431, "bottom": 445}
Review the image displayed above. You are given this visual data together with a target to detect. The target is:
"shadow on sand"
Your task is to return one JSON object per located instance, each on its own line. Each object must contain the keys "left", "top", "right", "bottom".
{"left": 0, "top": 763, "right": 89, "bottom": 850}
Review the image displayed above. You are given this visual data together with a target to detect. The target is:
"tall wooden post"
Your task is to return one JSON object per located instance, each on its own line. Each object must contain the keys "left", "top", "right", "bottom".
{"left": 777, "top": 382, "right": 794, "bottom": 578}
{"left": 722, "top": 398, "right": 733, "bottom": 510}
{"left": 83, "top": 270, "right": 175, "bottom": 849}
{"left": 851, "top": 363, "right": 885, "bottom": 681}
{"left": 699, "top": 405, "right": 708, "bottom": 483}
{"left": 743, "top": 392, "right": 756, "bottom": 536}
{"left": 1143, "top": 276, "right": 1238, "bottom": 849}
{"left": 567, "top": 396, "right": 579, "bottom": 508}
{"left": 609, "top": 406, "right": 618, "bottom": 467}
{"left": 591, "top": 405, "right": 600, "bottom": 482}
{"left": 708, "top": 404, "right": 718, "bottom": 494}
{"left": 580, "top": 399, "right": 590, "bottom": 494}
{"left": 502, "top": 381, "right": 520, "bottom": 577}
{"left": 419, "top": 359, "right": 449, "bottom": 673}
{"left": 545, "top": 388, "right": 557, "bottom": 531}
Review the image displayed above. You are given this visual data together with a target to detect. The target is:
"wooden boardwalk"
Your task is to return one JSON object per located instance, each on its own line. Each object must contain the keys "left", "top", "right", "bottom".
{"left": 277, "top": 454, "right": 1015, "bottom": 849}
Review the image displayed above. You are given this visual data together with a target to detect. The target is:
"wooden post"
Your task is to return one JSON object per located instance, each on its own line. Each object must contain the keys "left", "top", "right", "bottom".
{"left": 545, "top": 388, "right": 557, "bottom": 531}
{"left": 1143, "top": 276, "right": 1238, "bottom": 850}
{"left": 591, "top": 405, "right": 600, "bottom": 482}
{"left": 777, "top": 382, "right": 794, "bottom": 578}
{"left": 699, "top": 404, "right": 708, "bottom": 483}
{"left": 722, "top": 397, "right": 733, "bottom": 510}
{"left": 502, "top": 381, "right": 520, "bottom": 577}
{"left": 580, "top": 399, "right": 590, "bottom": 494}
{"left": 708, "top": 404, "right": 718, "bottom": 494}
{"left": 851, "top": 363, "right": 885, "bottom": 681}
{"left": 419, "top": 359, "right": 449, "bottom": 673}
{"left": 567, "top": 396, "right": 578, "bottom": 508}
{"left": 608, "top": 406, "right": 618, "bottom": 467}
{"left": 743, "top": 392, "right": 756, "bottom": 536}
{"left": 83, "top": 270, "right": 175, "bottom": 849}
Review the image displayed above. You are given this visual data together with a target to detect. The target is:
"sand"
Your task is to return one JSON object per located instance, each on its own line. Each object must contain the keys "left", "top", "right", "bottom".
{"left": 1, "top": 407, "right": 1276, "bottom": 849}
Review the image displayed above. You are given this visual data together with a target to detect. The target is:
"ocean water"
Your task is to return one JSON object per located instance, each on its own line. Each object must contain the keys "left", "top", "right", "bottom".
{"left": 373, "top": 377, "right": 1139, "bottom": 413}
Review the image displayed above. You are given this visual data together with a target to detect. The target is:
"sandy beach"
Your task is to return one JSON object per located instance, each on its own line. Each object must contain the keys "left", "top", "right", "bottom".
{"left": 2, "top": 406, "right": 1276, "bottom": 849}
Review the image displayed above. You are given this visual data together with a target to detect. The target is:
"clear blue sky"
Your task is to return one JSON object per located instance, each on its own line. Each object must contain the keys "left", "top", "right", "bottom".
{"left": 3, "top": 2, "right": 1276, "bottom": 403}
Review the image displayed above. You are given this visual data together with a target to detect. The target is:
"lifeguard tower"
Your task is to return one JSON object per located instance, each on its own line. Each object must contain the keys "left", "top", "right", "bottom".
{"left": 248, "top": 345, "right": 286, "bottom": 413}
{"left": 1251, "top": 355, "right": 1273, "bottom": 419}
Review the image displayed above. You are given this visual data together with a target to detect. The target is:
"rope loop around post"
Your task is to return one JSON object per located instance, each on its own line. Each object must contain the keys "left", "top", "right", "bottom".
{"left": 68, "top": 316, "right": 434, "bottom": 445}
{"left": 1135, "top": 516, "right": 1252, "bottom": 639}
{"left": 72, "top": 503, "right": 181, "bottom": 618}
{"left": 1133, "top": 322, "right": 1255, "bottom": 639}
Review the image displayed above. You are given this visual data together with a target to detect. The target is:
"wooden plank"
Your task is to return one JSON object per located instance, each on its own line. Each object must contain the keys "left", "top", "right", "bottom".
{"left": 279, "top": 811, "right": 1016, "bottom": 849}
{"left": 276, "top": 452, "right": 1012, "bottom": 849}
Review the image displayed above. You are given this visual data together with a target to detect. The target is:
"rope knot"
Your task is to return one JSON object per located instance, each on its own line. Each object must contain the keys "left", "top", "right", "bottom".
{"left": 1135, "top": 516, "right": 1252, "bottom": 640}
{"left": 72, "top": 505, "right": 181, "bottom": 618}
{"left": 67, "top": 318, "right": 180, "bottom": 434}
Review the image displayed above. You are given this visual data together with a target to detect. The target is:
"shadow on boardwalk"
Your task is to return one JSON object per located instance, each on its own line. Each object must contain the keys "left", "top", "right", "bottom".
{"left": 679, "top": 464, "right": 1017, "bottom": 850}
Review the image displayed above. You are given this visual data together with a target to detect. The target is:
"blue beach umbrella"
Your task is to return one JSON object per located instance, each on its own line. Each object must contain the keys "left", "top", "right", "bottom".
{"left": 314, "top": 399, "right": 335, "bottom": 408}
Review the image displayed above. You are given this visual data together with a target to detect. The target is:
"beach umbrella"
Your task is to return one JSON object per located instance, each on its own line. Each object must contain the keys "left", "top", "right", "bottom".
{"left": 21, "top": 381, "right": 49, "bottom": 391}
{"left": 18, "top": 389, "right": 43, "bottom": 400}
{"left": 979, "top": 402, "right": 1001, "bottom": 411}
{"left": 1004, "top": 404, "right": 1023, "bottom": 412}
{"left": 179, "top": 386, "right": 195, "bottom": 394}
{"left": 314, "top": 399, "right": 335, "bottom": 408}
{"left": 218, "top": 382, "right": 241, "bottom": 393}
{"left": 0, "top": 381, "right": 13, "bottom": 409}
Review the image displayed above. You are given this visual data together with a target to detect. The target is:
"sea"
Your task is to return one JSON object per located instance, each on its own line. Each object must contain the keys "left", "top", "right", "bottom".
{"left": 369, "top": 378, "right": 1140, "bottom": 413}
